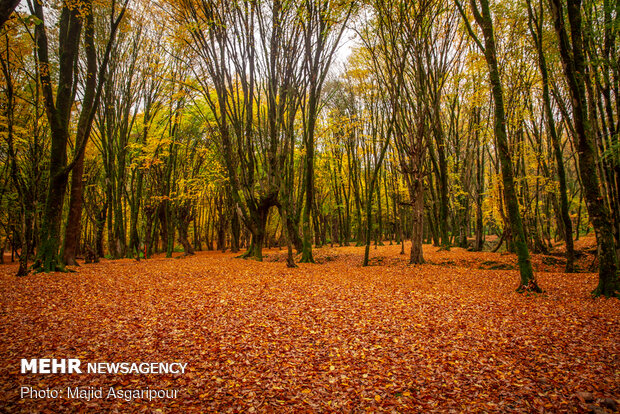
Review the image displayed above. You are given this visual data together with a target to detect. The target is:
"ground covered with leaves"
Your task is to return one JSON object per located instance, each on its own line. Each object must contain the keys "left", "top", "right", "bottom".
{"left": 1, "top": 243, "right": 618, "bottom": 413}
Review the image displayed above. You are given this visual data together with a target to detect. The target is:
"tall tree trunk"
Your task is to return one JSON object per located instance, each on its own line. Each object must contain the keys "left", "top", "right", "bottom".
{"left": 549, "top": 0, "right": 619, "bottom": 297}
{"left": 63, "top": 4, "right": 125, "bottom": 266}
{"left": 231, "top": 203, "right": 240, "bottom": 253}
{"left": 526, "top": 0, "right": 575, "bottom": 272}
{"left": 165, "top": 201, "right": 174, "bottom": 257}
{"left": 63, "top": 157, "right": 87, "bottom": 265}
{"left": 434, "top": 125, "right": 451, "bottom": 250}
{"left": 300, "top": 90, "right": 317, "bottom": 263}
{"left": 30, "top": 1, "right": 85, "bottom": 272}
{"left": 474, "top": 119, "right": 485, "bottom": 251}
{"left": 95, "top": 202, "right": 106, "bottom": 259}
{"left": 458, "top": 0, "right": 541, "bottom": 292}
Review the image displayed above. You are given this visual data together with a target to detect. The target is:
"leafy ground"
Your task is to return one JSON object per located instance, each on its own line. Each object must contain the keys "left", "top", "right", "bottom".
{"left": 0, "top": 241, "right": 618, "bottom": 413}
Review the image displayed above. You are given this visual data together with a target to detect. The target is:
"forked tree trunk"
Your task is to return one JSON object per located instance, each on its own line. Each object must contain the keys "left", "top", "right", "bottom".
{"left": 62, "top": 1, "right": 125, "bottom": 267}
{"left": 30, "top": 1, "right": 85, "bottom": 273}
{"left": 240, "top": 205, "right": 270, "bottom": 261}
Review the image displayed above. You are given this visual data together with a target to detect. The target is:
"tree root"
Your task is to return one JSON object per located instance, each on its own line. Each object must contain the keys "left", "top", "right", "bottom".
{"left": 235, "top": 249, "right": 263, "bottom": 261}
{"left": 516, "top": 279, "right": 544, "bottom": 294}
{"left": 30, "top": 257, "right": 76, "bottom": 274}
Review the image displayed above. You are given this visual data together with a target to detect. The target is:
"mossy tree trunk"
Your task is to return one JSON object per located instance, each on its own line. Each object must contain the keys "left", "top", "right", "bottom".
{"left": 457, "top": 0, "right": 541, "bottom": 292}
{"left": 30, "top": 1, "right": 86, "bottom": 272}
{"left": 549, "top": 0, "right": 619, "bottom": 297}
{"left": 525, "top": 0, "right": 575, "bottom": 272}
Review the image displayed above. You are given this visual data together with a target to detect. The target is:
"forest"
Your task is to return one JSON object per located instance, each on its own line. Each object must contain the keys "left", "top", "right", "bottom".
{"left": 0, "top": 0, "right": 619, "bottom": 411}
{"left": 0, "top": 0, "right": 619, "bottom": 294}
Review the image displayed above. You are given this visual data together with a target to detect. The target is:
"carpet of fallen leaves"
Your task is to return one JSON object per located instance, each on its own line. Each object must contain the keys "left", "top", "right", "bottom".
{"left": 1, "top": 242, "right": 618, "bottom": 413}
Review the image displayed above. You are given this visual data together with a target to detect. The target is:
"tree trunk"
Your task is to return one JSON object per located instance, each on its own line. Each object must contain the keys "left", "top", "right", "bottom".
{"left": 526, "top": 0, "right": 575, "bottom": 272}
{"left": 474, "top": 126, "right": 485, "bottom": 251}
{"left": 0, "top": 0, "right": 20, "bottom": 28}
{"left": 231, "top": 205, "right": 240, "bottom": 253}
{"left": 95, "top": 202, "right": 107, "bottom": 259}
{"left": 434, "top": 127, "right": 451, "bottom": 250}
{"left": 62, "top": 6, "right": 98, "bottom": 266}
{"left": 463, "top": 0, "right": 540, "bottom": 292}
{"left": 176, "top": 206, "right": 195, "bottom": 256}
{"left": 279, "top": 206, "right": 297, "bottom": 268}
{"left": 63, "top": 157, "right": 86, "bottom": 266}
{"left": 549, "top": 0, "right": 619, "bottom": 297}
{"left": 300, "top": 98, "right": 317, "bottom": 262}
{"left": 31, "top": 1, "right": 85, "bottom": 272}
{"left": 409, "top": 181, "right": 425, "bottom": 264}
{"left": 240, "top": 205, "right": 270, "bottom": 261}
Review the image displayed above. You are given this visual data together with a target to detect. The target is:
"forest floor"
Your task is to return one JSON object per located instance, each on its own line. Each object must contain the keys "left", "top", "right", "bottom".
{"left": 0, "top": 239, "right": 618, "bottom": 413}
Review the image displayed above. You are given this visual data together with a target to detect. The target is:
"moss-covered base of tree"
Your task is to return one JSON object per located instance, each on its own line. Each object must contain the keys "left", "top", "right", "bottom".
{"left": 299, "top": 250, "right": 315, "bottom": 263}
{"left": 31, "top": 238, "right": 72, "bottom": 273}
{"left": 236, "top": 252, "right": 263, "bottom": 261}
{"left": 591, "top": 288, "right": 620, "bottom": 298}
{"left": 591, "top": 277, "right": 620, "bottom": 298}
{"left": 31, "top": 261, "right": 73, "bottom": 274}
{"left": 236, "top": 241, "right": 263, "bottom": 261}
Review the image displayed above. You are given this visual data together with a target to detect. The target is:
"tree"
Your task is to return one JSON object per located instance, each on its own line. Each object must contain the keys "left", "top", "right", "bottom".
{"left": 62, "top": 0, "right": 127, "bottom": 266}
{"left": 549, "top": 0, "right": 619, "bottom": 297}
{"left": 0, "top": 16, "right": 40, "bottom": 276}
{"left": 28, "top": 0, "right": 91, "bottom": 272}
{"left": 175, "top": 0, "right": 310, "bottom": 261}
{"left": 456, "top": 0, "right": 541, "bottom": 292}
{"left": 298, "top": 0, "right": 354, "bottom": 263}
{"left": 525, "top": 0, "right": 575, "bottom": 272}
